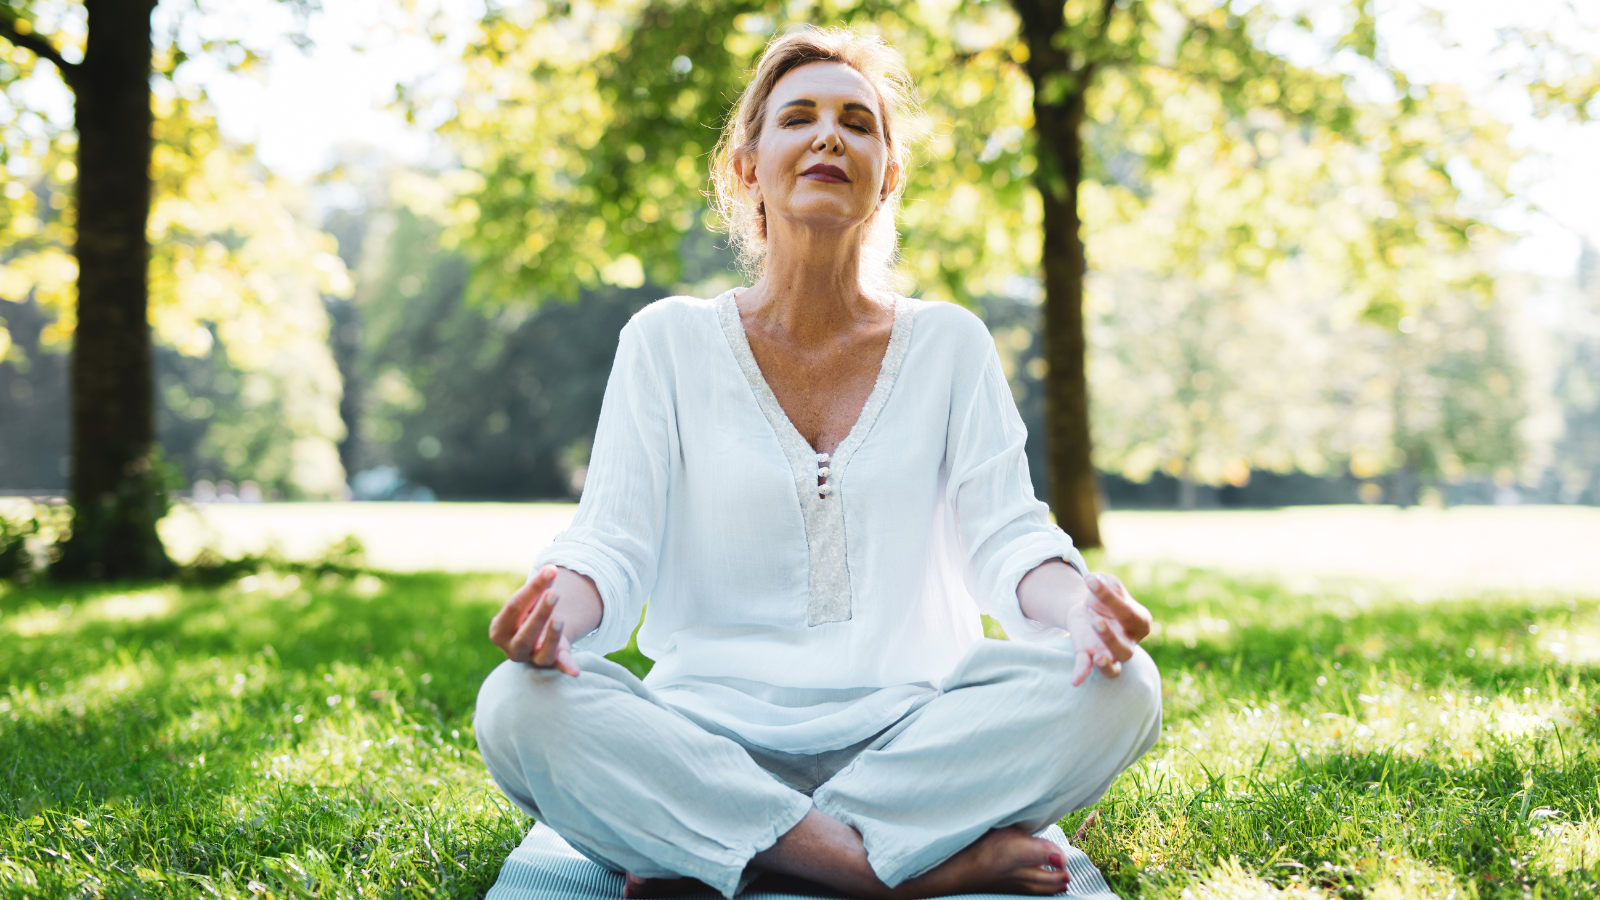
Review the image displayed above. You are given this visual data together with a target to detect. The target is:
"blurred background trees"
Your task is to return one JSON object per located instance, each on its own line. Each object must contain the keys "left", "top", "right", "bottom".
{"left": 423, "top": 0, "right": 1579, "bottom": 533}
{"left": 1, "top": 0, "right": 340, "bottom": 577}
{"left": 2, "top": 0, "right": 1599, "bottom": 573}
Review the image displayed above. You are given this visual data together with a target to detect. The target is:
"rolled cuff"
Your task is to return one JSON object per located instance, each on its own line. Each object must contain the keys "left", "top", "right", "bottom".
{"left": 530, "top": 539, "right": 635, "bottom": 655}
{"left": 985, "top": 531, "right": 1087, "bottom": 643}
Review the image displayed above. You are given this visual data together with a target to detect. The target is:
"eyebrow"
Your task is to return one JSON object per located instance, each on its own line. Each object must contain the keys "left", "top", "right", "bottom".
{"left": 777, "top": 98, "right": 878, "bottom": 119}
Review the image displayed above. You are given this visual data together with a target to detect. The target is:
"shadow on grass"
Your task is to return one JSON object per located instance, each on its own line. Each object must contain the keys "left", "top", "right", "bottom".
{"left": 1063, "top": 567, "right": 1600, "bottom": 899}
{"left": 0, "top": 571, "right": 533, "bottom": 897}
{"left": 4, "top": 566, "right": 1597, "bottom": 898}
{"left": 1082, "top": 741, "right": 1600, "bottom": 900}
{"left": 1131, "top": 568, "right": 1598, "bottom": 699}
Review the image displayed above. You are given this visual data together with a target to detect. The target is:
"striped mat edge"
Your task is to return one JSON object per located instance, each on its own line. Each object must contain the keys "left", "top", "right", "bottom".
{"left": 486, "top": 822, "right": 1120, "bottom": 900}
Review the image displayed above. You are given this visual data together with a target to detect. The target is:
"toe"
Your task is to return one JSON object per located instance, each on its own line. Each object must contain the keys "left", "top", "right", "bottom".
{"left": 1030, "top": 836, "right": 1060, "bottom": 866}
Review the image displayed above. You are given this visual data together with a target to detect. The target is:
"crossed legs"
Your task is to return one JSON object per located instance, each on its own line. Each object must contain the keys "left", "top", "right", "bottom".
{"left": 474, "top": 638, "right": 1161, "bottom": 899}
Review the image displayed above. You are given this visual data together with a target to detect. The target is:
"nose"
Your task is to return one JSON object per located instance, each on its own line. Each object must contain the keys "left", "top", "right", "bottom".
{"left": 811, "top": 116, "right": 843, "bottom": 154}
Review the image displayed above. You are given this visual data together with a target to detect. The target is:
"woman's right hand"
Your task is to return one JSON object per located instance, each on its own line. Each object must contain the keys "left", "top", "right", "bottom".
{"left": 490, "top": 565, "right": 580, "bottom": 676}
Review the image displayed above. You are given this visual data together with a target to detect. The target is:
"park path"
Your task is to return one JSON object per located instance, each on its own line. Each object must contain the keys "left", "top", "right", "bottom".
{"left": 162, "top": 502, "right": 1600, "bottom": 594}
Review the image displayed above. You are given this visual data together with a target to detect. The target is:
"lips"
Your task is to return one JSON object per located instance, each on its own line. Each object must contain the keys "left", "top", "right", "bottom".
{"left": 801, "top": 164, "right": 849, "bottom": 184}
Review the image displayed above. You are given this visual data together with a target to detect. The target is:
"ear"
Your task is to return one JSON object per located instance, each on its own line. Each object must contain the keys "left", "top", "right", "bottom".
{"left": 879, "top": 156, "right": 901, "bottom": 205}
{"left": 732, "top": 147, "right": 763, "bottom": 204}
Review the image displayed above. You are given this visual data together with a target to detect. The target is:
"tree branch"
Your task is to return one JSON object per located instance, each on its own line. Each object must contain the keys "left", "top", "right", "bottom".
{"left": 0, "top": 15, "right": 78, "bottom": 87}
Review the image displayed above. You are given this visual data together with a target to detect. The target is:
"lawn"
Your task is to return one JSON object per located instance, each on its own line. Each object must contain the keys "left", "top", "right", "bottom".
{"left": 1, "top": 558, "right": 1595, "bottom": 899}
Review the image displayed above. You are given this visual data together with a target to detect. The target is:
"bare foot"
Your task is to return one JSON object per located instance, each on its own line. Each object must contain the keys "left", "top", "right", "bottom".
{"left": 891, "top": 827, "right": 1068, "bottom": 898}
{"left": 622, "top": 872, "right": 710, "bottom": 898}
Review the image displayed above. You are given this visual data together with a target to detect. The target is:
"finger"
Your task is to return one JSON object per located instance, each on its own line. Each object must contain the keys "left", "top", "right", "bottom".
{"left": 1093, "top": 615, "right": 1136, "bottom": 663}
{"left": 493, "top": 566, "right": 558, "bottom": 639}
{"left": 1097, "top": 572, "right": 1140, "bottom": 619}
{"left": 1092, "top": 639, "right": 1123, "bottom": 676}
{"left": 533, "top": 619, "right": 565, "bottom": 668}
{"left": 531, "top": 564, "right": 559, "bottom": 589}
{"left": 1097, "top": 652, "right": 1124, "bottom": 678}
{"left": 508, "top": 592, "right": 559, "bottom": 661}
{"left": 532, "top": 612, "right": 564, "bottom": 666}
{"left": 1086, "top": 572, "right": 1125, "bottom": 615}
{"left": 1080, "top": 619, "right": 1124, "bottom": 677}
{"left": 1071, "top": 649, "right": 1093, "bottom": 687}
{"left": 517, "top": 566, "right": 560, "bottom": 624}
{"left": 1090, "top": 572, "right": 1153, "bottom": 642}
{"left": 555, "top": 639, "right": 581, "bottom": 677}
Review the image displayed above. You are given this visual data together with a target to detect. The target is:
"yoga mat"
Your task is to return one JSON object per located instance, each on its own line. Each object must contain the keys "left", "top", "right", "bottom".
{"left": 486, "top": 821, "right": 1121, "bottom": 900}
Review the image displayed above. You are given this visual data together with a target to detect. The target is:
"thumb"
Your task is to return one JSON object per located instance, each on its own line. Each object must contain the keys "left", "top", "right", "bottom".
{"left": 1070, "top": 649, "right": 1093, "bottom": 687}
{"left": 556, "top": 637, "right": 581, "bottom": 677}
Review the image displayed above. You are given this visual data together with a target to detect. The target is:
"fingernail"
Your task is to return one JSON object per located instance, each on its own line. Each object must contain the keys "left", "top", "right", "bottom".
{"left": 553, "top": 620, "right": 564, "bottom": 632}
{"left": 1111, "top": 660, "right": 1123, "bottom": 675}
{"left": 1093, "top": 619, "right": 1108, "bottom": 632}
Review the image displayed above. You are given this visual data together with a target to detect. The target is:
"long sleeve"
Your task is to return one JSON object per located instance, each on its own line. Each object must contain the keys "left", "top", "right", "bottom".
{"left": 532, "top": 316, "right": 675, "bottom": 654}
{"left": 944, "top": 318, "right": 1087, "bottom": 643}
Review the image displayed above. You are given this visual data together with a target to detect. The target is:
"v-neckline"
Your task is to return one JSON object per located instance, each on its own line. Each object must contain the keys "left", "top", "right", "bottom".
{"left": 715, "top": 289, "right": 916, "bottom": 626}
{"left": 716, "top": 290, "right": 913, "bottom": 465}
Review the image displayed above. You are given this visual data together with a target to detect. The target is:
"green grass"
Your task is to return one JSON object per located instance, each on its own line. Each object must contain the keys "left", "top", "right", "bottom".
{"left": 1, "top": 563, "right": 1596, "bottom": 899}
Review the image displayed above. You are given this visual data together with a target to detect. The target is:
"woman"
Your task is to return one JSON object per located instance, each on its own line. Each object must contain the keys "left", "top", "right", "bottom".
{"left": 474, "top": 27, "right": 1161, "bottom": 900}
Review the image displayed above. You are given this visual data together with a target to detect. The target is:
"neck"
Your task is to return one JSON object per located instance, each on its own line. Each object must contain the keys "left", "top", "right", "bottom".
{"left": 739, "top": 217, "right": 880, "bottom": 345}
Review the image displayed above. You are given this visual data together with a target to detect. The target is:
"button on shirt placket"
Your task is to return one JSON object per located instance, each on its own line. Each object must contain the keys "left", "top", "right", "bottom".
{"left": 817, "top": 452, "right": 832, "bottom": 499}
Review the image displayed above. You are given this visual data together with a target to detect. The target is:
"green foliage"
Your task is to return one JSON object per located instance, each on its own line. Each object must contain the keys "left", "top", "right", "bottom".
{"left": 156, "top": 338, "right": 331, "bottom": 500}
{"left": 2, "top": 563, "right": 1595, "bottom": 897}
{"left": 325, "top": 194, "right": 673, "bottom": 499}
{"left": 429, "top": 0, "right": 1538, "bottom": 497}
{"left": 437, "top": 0, "right": 767, "bottom": 303}
{"left": 0, "top": 505, "right": 37, "bottom": 580}
{"left": 0, "top": 501, "right": 67, "bottom": 582}
{"left": 433, "top": 1, "right": 1059, "bottom": 306}
{"left": 433, "top": 0, "right": 1507, "bottom": 312}
{"left": 0, "top": 3, "right": 352, "bottom": 500}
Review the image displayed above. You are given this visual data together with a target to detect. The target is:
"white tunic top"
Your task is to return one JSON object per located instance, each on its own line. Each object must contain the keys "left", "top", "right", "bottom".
{"left": 533, "top": 290, "right": 1087, "bottom": 754}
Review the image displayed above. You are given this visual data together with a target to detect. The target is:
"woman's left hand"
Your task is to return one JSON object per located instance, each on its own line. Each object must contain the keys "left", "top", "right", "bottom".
{"left": 1064, "top": 572, "right": 1153, "bottom": 687}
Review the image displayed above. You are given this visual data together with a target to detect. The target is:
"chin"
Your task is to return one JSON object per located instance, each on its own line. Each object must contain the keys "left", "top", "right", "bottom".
{"left": 773, "top": 199, "right": 873, "bottom": 232}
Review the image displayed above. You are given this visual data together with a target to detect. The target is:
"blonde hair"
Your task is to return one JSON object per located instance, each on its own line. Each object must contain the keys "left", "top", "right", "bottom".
{"left": 708, "top": 27, "right": 926, "bottom": 293}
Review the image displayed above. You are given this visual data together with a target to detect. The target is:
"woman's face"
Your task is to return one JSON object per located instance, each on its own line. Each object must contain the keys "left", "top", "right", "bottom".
{"left": 740, "top": 61, "right": 898, "bottom": 237}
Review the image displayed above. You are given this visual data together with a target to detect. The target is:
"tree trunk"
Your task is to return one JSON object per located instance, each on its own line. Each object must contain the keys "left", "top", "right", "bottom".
{"left": 327, "top": 295, "right": 363, "bottom": 484}
{"left": 1177, "top": 475, "right": 1199, "bottom": 511}
{"left": 53, "top": 0, "right": 171, "bottom": 579}
{"left": 1012, "top": 0, "right": 1103, "bottom": 548}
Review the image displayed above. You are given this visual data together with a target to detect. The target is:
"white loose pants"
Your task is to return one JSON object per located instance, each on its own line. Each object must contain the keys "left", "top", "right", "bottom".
{"left": 474, "top": 636, "right": 1161, "bottom": 898}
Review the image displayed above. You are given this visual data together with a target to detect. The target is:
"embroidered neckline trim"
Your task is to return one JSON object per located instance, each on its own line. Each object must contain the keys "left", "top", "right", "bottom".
{"left": 715, "top": 290, "right": 916, "bottom": 625}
